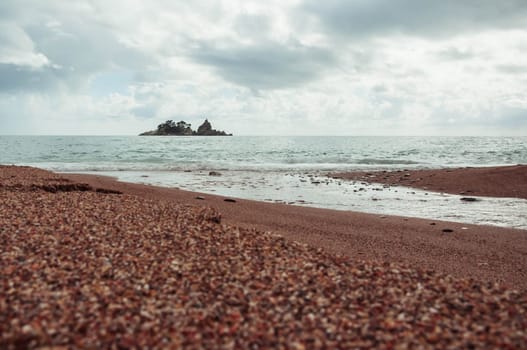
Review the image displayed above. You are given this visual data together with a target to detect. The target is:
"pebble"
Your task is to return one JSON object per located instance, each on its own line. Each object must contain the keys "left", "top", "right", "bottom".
{"left": 1, "top": 165, "right": 526, "bottom": 349}
{"left": 223, "top": 198, "right": 237, "bottom": 203}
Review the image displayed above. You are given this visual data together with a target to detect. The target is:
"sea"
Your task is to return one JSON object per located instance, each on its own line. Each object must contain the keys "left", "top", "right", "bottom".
{"left": 1, "top": 136, "right": 526, "bottom": 229}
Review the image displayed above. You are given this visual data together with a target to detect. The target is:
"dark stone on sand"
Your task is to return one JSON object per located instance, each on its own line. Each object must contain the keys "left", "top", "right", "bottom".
{"left": 460, "top": 197, "right": 479, "bottom": 202}
{"left": 195, "top": 196, "right": 205, "bottom": 200}
{"left": 224, "top": 198, "right": 237, "bottom": 203}
{"left": 442, "top": 229, "right": 454, "bottom": 233}
{"left": 209, "top": 171, "right": 222, "bottom": 176}
{"left": 95, "top": 188, "right": 123, "bottom": 195}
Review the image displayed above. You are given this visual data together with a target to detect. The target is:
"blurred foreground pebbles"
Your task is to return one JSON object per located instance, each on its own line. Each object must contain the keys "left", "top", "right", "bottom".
{"left": 1, "top": 165, "right": 526, "bottom": 349}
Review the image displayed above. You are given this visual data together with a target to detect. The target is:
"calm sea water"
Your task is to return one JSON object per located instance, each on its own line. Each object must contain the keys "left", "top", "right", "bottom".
{"left": 1, "top": 136, "right": 526, "bottom": 172}
{"left": 1, "top": 136, "right": 527, "bottom": 229}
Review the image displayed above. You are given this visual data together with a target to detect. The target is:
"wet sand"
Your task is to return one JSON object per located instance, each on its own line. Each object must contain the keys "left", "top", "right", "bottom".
{"left": 331, "top": 165, "right": 527, "bottom": 199}
{"left": 64, "top": 168, "right": 527, "bottom": 291}
{"left": 2, "top": 165, "right": 527, "bottom": 348}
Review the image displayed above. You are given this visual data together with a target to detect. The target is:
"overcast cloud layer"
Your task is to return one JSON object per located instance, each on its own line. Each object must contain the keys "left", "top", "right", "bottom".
{"left": 1, "top": 0, "right": 526, "bottom": 135}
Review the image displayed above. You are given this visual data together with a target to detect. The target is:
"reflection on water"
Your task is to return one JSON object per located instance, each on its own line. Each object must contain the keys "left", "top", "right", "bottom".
{"left": 75, "top": 170, "right": 527, "bottom": 230}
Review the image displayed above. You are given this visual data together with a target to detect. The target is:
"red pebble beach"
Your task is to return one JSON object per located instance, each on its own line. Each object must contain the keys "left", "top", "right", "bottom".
{"left": 1, "top": 165, "right": 526, "bottom": 348}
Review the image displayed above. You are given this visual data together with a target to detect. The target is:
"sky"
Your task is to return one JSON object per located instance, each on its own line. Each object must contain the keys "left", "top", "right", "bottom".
{"left": 0, "top": 0, "right": 526, "bottom": 136}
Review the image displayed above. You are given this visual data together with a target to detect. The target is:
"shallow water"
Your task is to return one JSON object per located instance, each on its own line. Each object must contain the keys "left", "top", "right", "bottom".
{"left": 73, "top": 169, "right": 527, "bottom": 230}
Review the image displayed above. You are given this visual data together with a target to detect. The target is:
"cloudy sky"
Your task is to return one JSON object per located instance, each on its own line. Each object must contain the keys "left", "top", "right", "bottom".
{"left": 1, "top": 0, "right": 526, "bottom": 135}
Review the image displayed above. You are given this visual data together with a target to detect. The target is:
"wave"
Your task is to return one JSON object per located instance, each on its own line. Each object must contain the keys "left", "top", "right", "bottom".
{"left": 355, "top": 158, "right": 421, "bottom": 165}
{"left": 34, "top": 160, "right": 421, "bottom": 174}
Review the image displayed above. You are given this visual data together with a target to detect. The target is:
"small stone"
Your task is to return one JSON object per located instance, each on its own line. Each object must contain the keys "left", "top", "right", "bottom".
{"left": 460, "top": 197, "right": 479, "bottom": 202}
{"left": 224, "top": 198, "right": 236, "bottom": 203}
{"left": 442, "top": 228, "right": 454, "bottom": 233}
{"left": 21, "top": 324, "right": 34, "bottom": 334}
{"left": 195, "top": 196, "right": 205, "bottom": 200}
{"left": 208, "top": 171, "right": 222, "bottom": 176}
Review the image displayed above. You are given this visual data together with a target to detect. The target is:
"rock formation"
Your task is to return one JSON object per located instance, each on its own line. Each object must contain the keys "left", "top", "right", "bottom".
{"left": 140, "top": 119, "right": 232, "bottom": 136}
{"left": 196, "top": 119, "right": 231, "bottom": 136}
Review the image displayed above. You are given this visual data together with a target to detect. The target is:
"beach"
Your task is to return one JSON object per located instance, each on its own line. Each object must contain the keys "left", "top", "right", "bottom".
{"left": 331, "top": 165, "right": 527, "bottom": 199}
{"left": 1, "top": 164, "right": 526, "bottom": 348}
{"left": 64, "top": 166, "right": 527, "bottom": 290}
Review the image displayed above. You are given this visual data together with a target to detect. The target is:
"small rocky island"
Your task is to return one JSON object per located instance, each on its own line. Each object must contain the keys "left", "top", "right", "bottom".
{"left": 140, "top": 119, "right": 232, "bottom": 136}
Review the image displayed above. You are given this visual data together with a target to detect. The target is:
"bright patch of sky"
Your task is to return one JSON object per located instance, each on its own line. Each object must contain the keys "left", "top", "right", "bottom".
{"left": 90, "top": 71, "right": 134, "bottom": 97}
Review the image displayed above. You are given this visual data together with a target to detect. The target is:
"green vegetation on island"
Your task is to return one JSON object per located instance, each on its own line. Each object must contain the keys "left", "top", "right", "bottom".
{"left": 140, "top": 119, "right": 232, "bottom": 136}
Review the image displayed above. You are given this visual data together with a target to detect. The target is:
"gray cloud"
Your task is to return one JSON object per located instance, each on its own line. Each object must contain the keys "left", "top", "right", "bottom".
{"left": 436, "top": 47, "right": 476, "bottom": 61}
{"left": 302, "top": 0, "right": 527, "bottom": 39}
{"left": 0, "top": 64, "right": 65, "bottom": 92}
{"left": 234, "top": 13, "right": 271, "bottom": 39}
{"left": 498, "top": 108, "right": 527, "bottom": 128}
{"left": 132, "top": 103, "right": 159, "bottom": 119}
{"left": 191, "top": 41, "right": 336, "bottom": 90}
{"left": 0, "top": 3, "right": 152, "bottom": 93}
{"left": 496, "top": 64, "right": 527, "bottom": 75}
{"left": 0, "top": 1, "right": 17, "bottom": 20}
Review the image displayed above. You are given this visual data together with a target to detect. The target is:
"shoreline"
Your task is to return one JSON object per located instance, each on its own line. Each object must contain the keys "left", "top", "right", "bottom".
{"left": 60, "top": 166, "right": 527, "bottom": 230}
{"left": 2, "top": 165, "right": 526, "bottom": 347}
{"left": 63, "top": 166, "right": 527, "bottom": 291}
{"left": 330, "top": 164, "right": 527, "bottom": 199}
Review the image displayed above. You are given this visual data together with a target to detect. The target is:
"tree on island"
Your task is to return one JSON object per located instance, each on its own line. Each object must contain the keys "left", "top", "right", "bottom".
{"left": 155, "top": 120, "right": 193, "bottom": 135}
{"left": 139, "top": 118, "right": 232, "bottom": 136}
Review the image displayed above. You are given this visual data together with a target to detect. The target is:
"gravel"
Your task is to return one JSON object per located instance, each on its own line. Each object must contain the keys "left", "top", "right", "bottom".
{"left": 1, "top": 166, "right": 526, "bottom": 349}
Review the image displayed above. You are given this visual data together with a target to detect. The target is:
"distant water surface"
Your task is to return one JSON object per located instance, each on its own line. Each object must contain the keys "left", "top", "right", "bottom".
{"left": 1, "top": 136, "right": 526, "bottom": 229}
{"left": 1, "top": 136, "right": 526, "bottom": 172}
